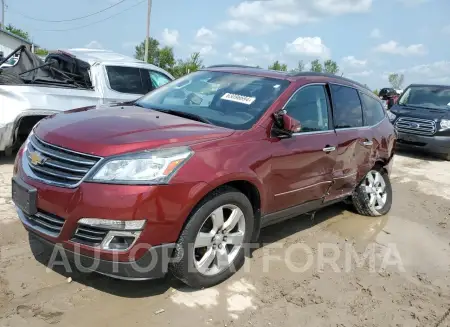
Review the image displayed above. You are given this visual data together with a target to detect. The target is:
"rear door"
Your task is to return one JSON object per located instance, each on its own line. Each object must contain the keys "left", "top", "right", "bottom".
{"left": 325, "top": 84, "right": 371, "bottom": 201}
{"left": 267, "top": 83, "right": 338, "bottom": 213}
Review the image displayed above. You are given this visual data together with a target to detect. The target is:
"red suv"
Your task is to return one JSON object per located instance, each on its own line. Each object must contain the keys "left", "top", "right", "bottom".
{"left": 12, "top": 66, "right": 396, "bottom": 288}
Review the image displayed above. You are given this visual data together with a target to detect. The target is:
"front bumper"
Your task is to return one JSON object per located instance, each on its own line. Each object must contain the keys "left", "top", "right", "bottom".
{"left": 396, "top": 132, "right": 450, "bottom": 156}
{"left": 28, "top": 229, "right": 175, "bottom": 280}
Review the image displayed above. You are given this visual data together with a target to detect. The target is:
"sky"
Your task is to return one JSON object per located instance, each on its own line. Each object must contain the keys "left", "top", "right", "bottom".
{"left": 5, "top": 0, "right": 450, "bottom": 89}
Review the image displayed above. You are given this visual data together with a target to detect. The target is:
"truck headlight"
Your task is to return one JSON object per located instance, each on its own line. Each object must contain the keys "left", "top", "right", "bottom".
{"left": 89, "top": 146, "right": 193, "bottom": 184}
{"left": 387, "top": 111, "right": 396, "bottom": 122}
{"left": 440, "top": 119, "right": 450, "bottom": 130}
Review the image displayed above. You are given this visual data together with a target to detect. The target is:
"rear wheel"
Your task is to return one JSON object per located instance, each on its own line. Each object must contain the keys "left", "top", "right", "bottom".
{"left": 352, "top": 169, "right": 392, "bottom": 217}
{"left": 169, "top": 187, "right": 254, "bottom": 288}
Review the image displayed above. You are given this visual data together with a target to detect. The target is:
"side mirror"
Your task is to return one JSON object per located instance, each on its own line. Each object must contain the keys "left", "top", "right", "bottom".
{"left": 272, "top": 110, "right": 301, "bottom": 138}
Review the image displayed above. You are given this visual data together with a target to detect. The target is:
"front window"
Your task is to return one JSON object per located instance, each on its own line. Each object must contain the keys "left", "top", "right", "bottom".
{"left": 398, "top": 85, "right": 450, "bottom": 110}
{"left": 135, "top": 70, "right": 290, "bottom": 130}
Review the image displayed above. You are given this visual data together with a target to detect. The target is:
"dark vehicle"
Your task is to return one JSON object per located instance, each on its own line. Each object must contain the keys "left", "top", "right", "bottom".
{"left": 379, "top": 88, "right": 399, "bottom": 110}
{"left": 12, "top": 66, "right": 396, "bottom": 288}
{"left": 389, "top": 84, "right": 450, "bottom": 160}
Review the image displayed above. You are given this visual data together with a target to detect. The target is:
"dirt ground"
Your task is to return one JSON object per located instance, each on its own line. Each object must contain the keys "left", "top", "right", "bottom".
{"left": 0, "top": 150, "right": 449, "bottom": 327}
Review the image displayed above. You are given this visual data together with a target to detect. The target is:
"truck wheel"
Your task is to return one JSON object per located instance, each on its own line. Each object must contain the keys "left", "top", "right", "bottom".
{"left": 169, "top": 186, "right": 254, "bottom": 288}
{"left": 0, "top": 71, "right": 24, "bottom": 85}
{"left": 352, "top": 169, "right": 392, "bottom": 217}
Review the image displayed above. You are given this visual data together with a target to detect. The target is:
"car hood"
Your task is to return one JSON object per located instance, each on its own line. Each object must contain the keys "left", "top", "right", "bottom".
{"left": 390, "top": 105, "right": 450, "bottom": 120}
{"left": 34, "top": 105, "right": 234, "bottom": 157}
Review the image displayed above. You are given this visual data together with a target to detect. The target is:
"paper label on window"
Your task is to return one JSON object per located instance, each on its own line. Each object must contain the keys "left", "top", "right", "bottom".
{"left": 221, "top": 93, "right": 256, "bottom": 105}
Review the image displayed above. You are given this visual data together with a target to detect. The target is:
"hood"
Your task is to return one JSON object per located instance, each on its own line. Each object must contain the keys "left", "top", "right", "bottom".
{"left": 390, "top": 104, "right": 450, "bottom": 120}
{"left": 34, "top": 105, "right": 234, "bottom": 157}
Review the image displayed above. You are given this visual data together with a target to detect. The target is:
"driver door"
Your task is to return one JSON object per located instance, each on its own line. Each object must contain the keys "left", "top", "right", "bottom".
{"left": 266, "top": 83, "right": 338, "bottom": 213}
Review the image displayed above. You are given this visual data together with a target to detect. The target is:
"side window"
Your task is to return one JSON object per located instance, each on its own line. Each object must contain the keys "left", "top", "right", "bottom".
{"left": 149, "top": 71, "right": 172, "bottom": 89}
{"left": 330, "top": 84, "right": 363, "bottom": 129}
{"left": 284, "top": 85, "right": 330, "bottom": 132}
{"left": 360, "top": 92, "right": 386, "bottom": 126}
{"left": 106, "top": 66, "right": 146, "bottom": 94}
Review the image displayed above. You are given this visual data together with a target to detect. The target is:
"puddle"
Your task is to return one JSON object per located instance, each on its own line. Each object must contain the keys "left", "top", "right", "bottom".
{"left": 323, "top": 211, "right": 390, "bottom": 243}
{"left": 324, "top": 212, "right": 450, "bottom": 273}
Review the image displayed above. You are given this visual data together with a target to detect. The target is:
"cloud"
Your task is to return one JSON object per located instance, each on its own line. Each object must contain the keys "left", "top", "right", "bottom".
{"left": 383, "top": 61, "right": 450, "bottom": 84}
{"left": 161, "top": 28, "right": 179, "bottom": 46}
{"left": 370, "top": 28, "right": 381, "bottom": 38}
{"left": 122, "top": 41, "right": 138, "bottom": 49}
{"left": 232, "top": 42, "right": 258, "bottom": 55}
{"left": 195, "top": 27, "right": 217, "bottom": 45}
{"left": 285, "top": 36, "right": 330, "bottom": 58}
{"left": 227, "top": 52, "right": 252, "bottom": 64}
{"left": 396, "top": 0, "right": 430, "bottom": 5}
{"left": 342, "top": 55, "right": 367, "bottom": 68}
{"left": 84, "top": 40, "right": 103, "bottom": 49}
{"left": 348, "top": 70, "right": 373, "bottom": 77}
{"left": 219, "top": 0, "right": 372, "bottom": 34}
{"left": 191, "top": 44, "right": 216, "bottom": 56}
{"left": 374, "top": 40, "right": 427, "bottom": 56}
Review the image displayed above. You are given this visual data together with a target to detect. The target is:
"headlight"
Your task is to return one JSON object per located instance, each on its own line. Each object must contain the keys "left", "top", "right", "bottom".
{"left": 78, "top": 218, "right": 146, "bottom": 230}
{"left": 387, "top": 111, "right": 396, "bottom": 122}
{"left": 440, "top": 119, "right": 450, "bottom": 130}
{"left": 90, "top": 146, "right": 193, "bottom": 184}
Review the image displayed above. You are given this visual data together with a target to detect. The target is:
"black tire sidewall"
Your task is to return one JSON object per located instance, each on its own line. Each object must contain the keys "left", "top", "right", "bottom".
{"left": 170, "top": 189, "right": 254, "bottom": 288}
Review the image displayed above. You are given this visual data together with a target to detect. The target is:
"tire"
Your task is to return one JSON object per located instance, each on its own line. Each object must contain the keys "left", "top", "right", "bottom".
{"left": 0, "top": 70, "right": 24, "bottom": 85}
{"left": 169, "top": 186, "right": 254, "bottom": 288}
{"left": 352, "top": 169, "right": 392, "bottom": 217}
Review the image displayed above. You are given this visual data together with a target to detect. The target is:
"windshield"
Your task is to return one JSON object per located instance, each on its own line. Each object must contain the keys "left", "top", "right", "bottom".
{"left": 135, "top": 70, "right": 290, "bottom": 130}
{"left": 398, "top": 85, "right": 450, "bottom": 110}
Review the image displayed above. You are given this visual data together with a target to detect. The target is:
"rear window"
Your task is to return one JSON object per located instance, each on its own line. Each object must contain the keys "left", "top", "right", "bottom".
{"left": 106, "top": 66, "right": 147, "bottom": 94}
{"left": 135, "top": 70, "right": 290, "bottom": 130}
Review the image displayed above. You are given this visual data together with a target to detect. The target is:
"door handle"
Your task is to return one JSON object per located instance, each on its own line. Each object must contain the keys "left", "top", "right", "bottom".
{"left": 362, "top": 140, "right": 373, "bottom": 146}
{"left": 322, "top": 146, "right": 336, "bottom": 152}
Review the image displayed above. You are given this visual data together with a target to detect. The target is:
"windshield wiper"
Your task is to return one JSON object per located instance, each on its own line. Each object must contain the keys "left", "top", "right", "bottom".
{"left": 153, "top": 108, "right": 212, "bottom": 124}
{"left": 133, "top": 102, "right": 212, "bottom": 124}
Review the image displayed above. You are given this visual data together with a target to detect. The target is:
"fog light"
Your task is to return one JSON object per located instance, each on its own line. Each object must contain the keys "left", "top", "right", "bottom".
{"left": 101, "top": 231, "right": 141, "bottom": 251}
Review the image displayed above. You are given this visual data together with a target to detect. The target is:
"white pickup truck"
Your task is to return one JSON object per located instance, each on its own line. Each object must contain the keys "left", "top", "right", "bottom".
{"left": 0, "top": 47, "right": 174, "bottom": 155}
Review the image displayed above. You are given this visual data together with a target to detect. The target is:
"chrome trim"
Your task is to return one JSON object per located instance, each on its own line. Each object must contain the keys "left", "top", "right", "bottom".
{"left": 334, "top": 172, "right": 357, "bottom": 180}
{"left": 322, "top": 146, "right": 336, "bottom": 152}
{"left": 22, "top": 137, "right": 105, "bottom": 189}
{"left": 395, "top": 117, "right": 436, "bottom": 136}
{"left": 16, "top": 207, "right": 64, "bottom": 238}
{"left": 275, "top": 181, "right": 332, "bottom": 197}
{"left": 292, "top": 130, "right": 334, "bottom": 136}
{"left": 32, "top": 135, "right": 101, "bottom": 160}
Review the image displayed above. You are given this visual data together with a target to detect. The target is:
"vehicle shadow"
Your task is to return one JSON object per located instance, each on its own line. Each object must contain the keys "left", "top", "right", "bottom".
{"left": 27, "top": 203, "right": 350, "bottom": 298}
{"left": 395, "top": 147, "right": 445, "bottom": 162}
{"left": 0, "top": 154, "right": 16, "bottom": 165}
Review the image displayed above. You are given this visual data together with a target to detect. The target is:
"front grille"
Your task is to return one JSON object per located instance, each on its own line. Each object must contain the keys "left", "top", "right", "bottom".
{"left": 24, "top": 210, "right": 65, "bottom": 237}
{"left": 395, "top": 117, "right": 436, "bottom": 136}
{"left": 26, "top": 135, "right": 101, "bottom": 187}
{"left": 72, "top": 224, "right": 108, "bottom": 247}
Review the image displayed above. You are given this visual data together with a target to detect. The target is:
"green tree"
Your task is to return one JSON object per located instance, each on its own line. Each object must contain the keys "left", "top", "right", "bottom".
{"left": 373, "top": 89, "right": 379, "bottom": 96}
{"left": 388, "top": 73, "right": 404, "bottom": 89}
{"left": 171, "top": 52, "right": 204, "bottom": 78}
{"left": 6, "top": 24, "right": 29, "bottom": 41}
{"left": 34, "top": 48, "right": 49, "bottom": 56}
{"left": 290, "top": 60, "right": 305, "bottom": 73}
{"left": 310, "top": 59, "right": 323, "bottom": 73}
{"left": 323, "top": 59, "right": 339, "bottom": 75}
{"left": 135, "top": 38, "right": 162, "bottom": 64}
{"left": 268, "top": 60, "right": 287, "bottom": 71}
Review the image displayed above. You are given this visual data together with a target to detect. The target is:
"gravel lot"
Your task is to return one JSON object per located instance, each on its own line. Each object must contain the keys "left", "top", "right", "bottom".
{"left": 0, "top": 151, "right": 449, "bottom": 327}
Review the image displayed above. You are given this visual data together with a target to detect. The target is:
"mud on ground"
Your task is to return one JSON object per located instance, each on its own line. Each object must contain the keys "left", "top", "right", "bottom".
{"left": 0, "top": 151, "right": 449, "bottom": 327}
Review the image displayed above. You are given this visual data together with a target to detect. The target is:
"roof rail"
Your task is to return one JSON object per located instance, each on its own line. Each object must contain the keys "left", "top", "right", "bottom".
{"left": 206, "top": 64, "right": 260, "bottom": 69}
{"left": 290, "top": 72, "right": 371, "bottom": 91}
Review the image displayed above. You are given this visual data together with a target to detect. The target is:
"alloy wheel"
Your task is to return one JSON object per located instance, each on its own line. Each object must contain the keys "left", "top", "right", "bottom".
{"left": 363, "top": 170, "right": 388, "bottom": 211}
{"left": 193, "top": 204, "right": 246, "bottom": 276}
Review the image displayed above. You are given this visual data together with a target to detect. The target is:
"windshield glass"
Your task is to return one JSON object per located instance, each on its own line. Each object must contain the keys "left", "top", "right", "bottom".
{"left": 398, "top": 85, "right": 450, "bottom": 110}
{"left": 135, "top": 70, "right": 290, "bottom": 130}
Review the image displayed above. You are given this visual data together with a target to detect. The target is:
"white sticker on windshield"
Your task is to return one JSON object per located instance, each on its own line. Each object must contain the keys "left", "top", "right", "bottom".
{"left": 221, "top": 93, "right": 256, "bottom": 105}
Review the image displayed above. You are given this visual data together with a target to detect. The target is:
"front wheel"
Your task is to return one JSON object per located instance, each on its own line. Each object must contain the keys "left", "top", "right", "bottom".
{"left": 169, "top": 187, "right": 254, "bottom": 288}
{"left": 352, "top": 169, "right": 392, "bottom": 217}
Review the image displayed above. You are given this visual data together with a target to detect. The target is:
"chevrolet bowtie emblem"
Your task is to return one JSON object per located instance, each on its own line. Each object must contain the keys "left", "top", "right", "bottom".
{"left": 29, "top": 151, "right": 47, "bottom": 166}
